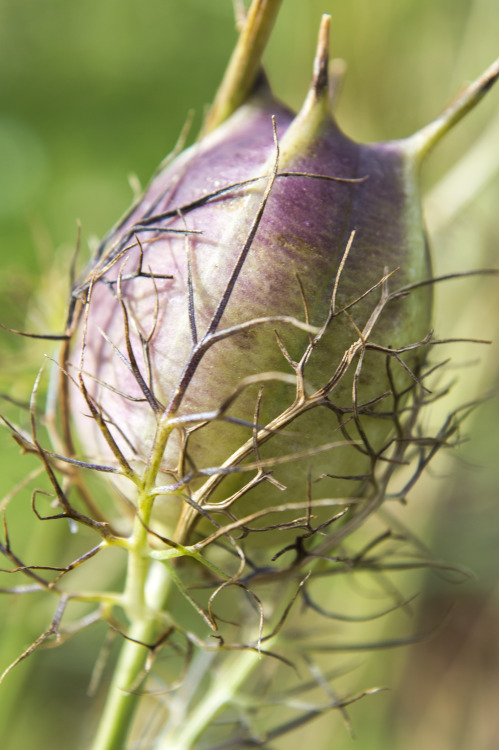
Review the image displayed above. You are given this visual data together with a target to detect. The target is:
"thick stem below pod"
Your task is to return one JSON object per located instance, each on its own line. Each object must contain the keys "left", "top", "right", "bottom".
{"left": 90, "top": 561, "right": 172, "bottom": 750}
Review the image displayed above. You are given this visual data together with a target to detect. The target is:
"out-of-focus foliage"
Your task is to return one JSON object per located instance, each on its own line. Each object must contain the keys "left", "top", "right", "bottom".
{"left": 0, "top": 1, "right": 498, "bottom": 749}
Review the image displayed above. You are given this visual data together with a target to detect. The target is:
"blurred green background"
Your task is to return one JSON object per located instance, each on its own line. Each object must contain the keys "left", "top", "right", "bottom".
{"left": 1, "top": 1, "right": 498, "bottom": 748}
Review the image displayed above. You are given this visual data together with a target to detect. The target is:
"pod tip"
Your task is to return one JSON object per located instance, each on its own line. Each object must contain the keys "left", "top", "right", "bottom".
{"left": 312, "top": 14, "right": 332, "bottom": 98}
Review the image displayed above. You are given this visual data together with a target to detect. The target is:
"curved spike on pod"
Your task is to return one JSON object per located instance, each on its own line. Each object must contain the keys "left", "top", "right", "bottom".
{"left": 278, "top": 15, "right": 335, "bottom": 166}
{"left": 311, "top": 14, "right": 331, "bottom": 99}
{"left": 408, "top": 57, "right": 499, "bottom": 163}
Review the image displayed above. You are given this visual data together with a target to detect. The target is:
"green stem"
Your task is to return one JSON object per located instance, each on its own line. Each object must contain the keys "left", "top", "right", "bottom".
{"left": 90, "top": 560, "right": 171, "bottom": 750}
{"left": 90, "top": 418, "right": 177, "bottom": 750}
{"left": 155, "top": 646, "right": 271, "bottom": 750}
{"left": 203, "top": 0, "right": 284, "bottom": 134}
{"left": 153, "top": 578, "right": 299, "bottom": 750}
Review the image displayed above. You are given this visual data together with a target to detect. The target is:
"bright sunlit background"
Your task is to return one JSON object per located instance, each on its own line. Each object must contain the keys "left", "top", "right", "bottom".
{"left": 1, "top": 1, "right": 498, "bottom": 748}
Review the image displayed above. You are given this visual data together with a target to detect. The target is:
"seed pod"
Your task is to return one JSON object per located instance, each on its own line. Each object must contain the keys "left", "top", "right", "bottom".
{"left": 67, "top": 16, "right": 499, "bottom": 543}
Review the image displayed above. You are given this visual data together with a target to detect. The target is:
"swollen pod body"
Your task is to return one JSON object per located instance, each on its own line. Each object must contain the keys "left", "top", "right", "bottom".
{"left": 69, "top": 27, "right": 436, "bottom": 538}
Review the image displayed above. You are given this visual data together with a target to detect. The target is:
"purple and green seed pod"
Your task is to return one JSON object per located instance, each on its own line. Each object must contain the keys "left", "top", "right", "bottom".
{"left": 67, "top": 16, "right": 498, "bottom": 543}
